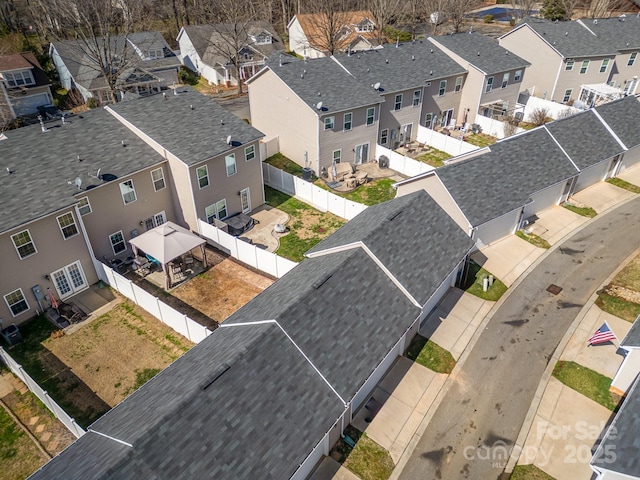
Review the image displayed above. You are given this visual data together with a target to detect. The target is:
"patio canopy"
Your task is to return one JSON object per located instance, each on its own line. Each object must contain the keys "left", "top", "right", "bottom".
{"left": 129, "top": 221, "right": 206, "bottom": 267}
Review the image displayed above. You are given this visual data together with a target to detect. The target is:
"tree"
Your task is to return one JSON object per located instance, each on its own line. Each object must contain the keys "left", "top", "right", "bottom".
{"left": 540, "top": 0, "right": 570, "bottom": 21}
{"left": 444, "top": 0, "right": 482, "bottom": 33}
{"left": 302, "top": 0, "right": 352, "bottom": 55}
{"left": 502, "top": 115, "right": 519, "bottom": 137}
{"left": 509, "top": 0, "right": 537, "bottom": 22}
{"left": 529, "top": 107, "right": 550, "bottom": 126}
{"left": 366, "top": 0, "right": 402, "bottom": 44}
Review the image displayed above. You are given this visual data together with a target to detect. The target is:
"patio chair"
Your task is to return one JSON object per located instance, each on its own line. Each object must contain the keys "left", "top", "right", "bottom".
{"left": 146, "top": 254, "right": 162, "bottom": 269}
{"left": 355, "top": 171, "right": 368, "bottom": 185}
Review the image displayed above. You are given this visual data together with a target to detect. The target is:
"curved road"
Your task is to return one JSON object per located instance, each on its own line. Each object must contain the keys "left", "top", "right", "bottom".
{"left": 399, "top": 195, "right": 640, "bottom": 480}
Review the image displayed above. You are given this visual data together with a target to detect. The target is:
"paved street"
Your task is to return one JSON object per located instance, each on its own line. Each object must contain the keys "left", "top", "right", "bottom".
{"left": 398, "top": 195, "right": 640, "bottom": 480}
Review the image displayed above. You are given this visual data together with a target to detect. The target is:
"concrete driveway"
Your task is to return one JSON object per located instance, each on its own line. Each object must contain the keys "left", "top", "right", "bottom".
{"left": 529, "top": 205, "right": 590, "bottom": 245}
{"left": 617, "top": 165, "right": 640, "bottom": 186}
{"left": 570, "top": 182, "right": 635, "bottom": 213}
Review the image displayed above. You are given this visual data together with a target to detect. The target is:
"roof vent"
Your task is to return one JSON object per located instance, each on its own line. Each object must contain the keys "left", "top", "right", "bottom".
{"left": 593, "top": 19, "right": 598, "bottom": 24}
{"left": 565, "top": 31, "right": 568, "bottom": 36}
{"left": 412, "top": 55, "right": 415, "bottom": 61}
{"left": 385, "top": 58, "right": 389, "bottom": 63}
{"left": 77, "top": 155, "right": 82, "bottom": 162}
{"left": 430, "top": 48, "right": 433, "bottom": 53}
{"left": 201, "top": 364, "right": 230, "bottom": 391}
{"left": 6, "top": 167, "right": 13, "bottom": 175}
{"left": 312, "top": 273, "right": 333, "bottom": 289}
{"left": 190, "top": 104, "right": 193, "bottom": 110}
{"left": 121, "top": 139, "right": 126, "bottom": 147}
{"left": 220, "top": 119, "right": 224, "bottom": 125}
{"left": 477, "top": 51, "right": 480, "bottom": 56}
{"left": 430, "top": 70, "right": 433, "bottom": 75}
{"left": 301, "top": 73, "right": 304, "bottom": 78}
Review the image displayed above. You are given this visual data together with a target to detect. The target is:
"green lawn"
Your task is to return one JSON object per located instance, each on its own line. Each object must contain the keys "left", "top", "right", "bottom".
{"left": 552, "top": 361, "right": 620, "bottom": 411}
{"left": 607, "top": 177, "right": 640, "bottom": 194}
{"left": 465, "top": 133, "right": 497, "bottom": 147}
{"left": 595, "top": 292, "right": 640, "bottom": 322}
{"left": 333, "top": 426, "right": 394, "bottom": 480}
{"left": 264, "top": 153, "right": 304, "bottom": 176}
{"left": 405, "top": 335, "right": 456, "bottom": 374}
{"left": 339, "top": 178, "right": 397, "bottom": 206}
{"left": 0, "top": 405, "right": 47, "bottom": 480}
{"left": 414, "top": 147, "right": 452, "bottom": 168}
{"left": 510, "top": 464, "right": 556, "bottom": 480}
{"left": 516, "top": 230, "right": 551, "bottom": 249}
{"left": 562, "top": 203, "right": 597, "bottom": 218}
{"left": 461, "top": 260, "right": 507, "bottom": 301}
{"left": 265, "top": 186, "right": 345, "bottom": 262}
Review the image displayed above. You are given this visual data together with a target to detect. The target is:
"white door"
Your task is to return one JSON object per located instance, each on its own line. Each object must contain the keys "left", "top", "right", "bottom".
{"left": 51, "top": 261, "right": 88, "bottom": 300}
{"left": 354, "top": 143, "right": 369, "bottom": 164}
{"left": 144, "top": 211, "right": 167, "bottom": 230}
{"left": 400, "top": 123, "right": 413, "bottom": 144}
{"left": 240, "top": 188, "right": 251, "bottom": 213}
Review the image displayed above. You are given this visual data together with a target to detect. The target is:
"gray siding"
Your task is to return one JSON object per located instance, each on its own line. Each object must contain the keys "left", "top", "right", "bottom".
{"left": 554, "top": 55, "right": 615, "bottom": 102}
{"left": 420, "top": 74, "right": 464, "bottom": 128}
{"left": 610, "top": 51, "right": 640, "bottom": 91}
{"left": 378, "top": 87, "right": 423, "bottom": 145}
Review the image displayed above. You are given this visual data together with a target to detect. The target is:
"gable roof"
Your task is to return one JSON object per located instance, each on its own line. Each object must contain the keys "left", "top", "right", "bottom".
{"left": 28, "top": 323, "right": 344, "bottom": 479}
{"left": 334, "top": 40, "right": 467, "bottom": 93}
{"left": 294, "top": 10, "right": 381, "bottom": 53}
{"left": 544, "top": 109, "right": 624, "bottom": 169}
{"left": 594, "top": 95, "right": 640, "bottom": 149}
{"left": 0, "top": 51, "right": 50, "bottom": 87}
{"left": 509, "top": 17, "right": 616, "bottom": 58}
{"left": 578, "top": 16, "right": 640, "bottom": 51}
{"left": 430, "top": 32, "right": 530, "bottom": 75}
{"left": 621, "top": 315, "right": 640, "bottom": 348}
{"left": 260, "top": 55, "right": 384, "bottom": 115}
{"left": 107, "top": 86, "right": 264, "bottom": 166}
{"left": 436, "top": 128, "right": 578, "bottom": 226}
{"left": 307, "top": 191, "right": 473, "bottom": 304}
{"left": 0, "top": 107, "right": 164, "bottom": 235}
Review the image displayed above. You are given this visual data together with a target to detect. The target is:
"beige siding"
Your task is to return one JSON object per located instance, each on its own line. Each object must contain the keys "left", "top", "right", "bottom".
{"left": 460, "top": 68, "right": 484, "bottom": 124}
{"left": 421, "top": 74, "right": 465, "bottom": 128}
{"left": 610, "top": 51, "right": 640, "bottom": 91}
{"left": 478, "top": 68, "right": 524, "bottom": 112}
{"left": 249, "top": 69, "right": 319, "bottom": 167}
{"left": 0, "top": 211, "right": 97, "bottom": 325}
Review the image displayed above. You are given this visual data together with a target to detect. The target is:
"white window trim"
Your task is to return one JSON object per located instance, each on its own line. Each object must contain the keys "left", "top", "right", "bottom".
{"left": 196, "top": 165, "right": 209, "bottom": 189}
{"left": 565, "top": 59, "right": 574, "bottom": 71}
{"left": 333, "top": 149, "right": 341, "bottom": 163}
{"left": 438, "top": 80, "right": 447, "bottom": 97}
{"left": 381, "top": 128, "right": 388, "bottom": 145}
{"left": 56, "top": 212, "right": 79, "bottom": 240}
{"left": 343, "top": 112, "right": 352, "bottom": 131}
{"left": 394, "top": 94, "right": 403, "bottom": 111}
{"left": 4, "top": 288, "right": 29, "bottom": 317}
{"left": 78, "top": 196, "right": 92, "bottom": 215}
{"left": 580, "top": 60, "right": 590, "bottom": 75}
{"left": 151, "top": 167, "right": 166, "bottom": 191}
{"left": 454, "top": 76, "right": 463, "bottom": 93}
{"left": 563, "top": 89, "right": 572, "bottom": 102}
{"left": 324, "top": 116, "right": 335, "bottom": 130}
{"left": 599, "top": 59, "right": 609, "bottom": 73}
{"left": 11, "top": 229, "right": 37, "bottom": 259}
{"left": 205, "top": 199, "right": 228, "bottom": 222}
{"left": 245, "top": 145, "right": 255, "bottom": 161}
{"left": 501, "top": 73, "right": 509, "bottom": 89}
{"left": 119, "top": 179, "right": 137, "bottom": 205}
{"left": 514, "top": 70, "right": 522, "bottom": 82}
{"left": 425, "top": 113, "right": 433, "bottom": 129}
{"left": 366, "top": 107, "right": 375, "bottom": 125}
{"left": 225, "top": 154, "right": 237, "bottom": 177}
{"left": 628, "top": 52, "right": 637, "bottom": 67}
{"left": 485, "top": 77, "right": 493, "bottom": 93}
{"left": 109, "top": 230, "right": 126, "bottom": 255}
{"left": 4, "top": 69, "right": 35, "bottom": 87}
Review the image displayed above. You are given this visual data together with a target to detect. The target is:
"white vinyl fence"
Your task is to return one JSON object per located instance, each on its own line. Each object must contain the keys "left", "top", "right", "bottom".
{"left": 521, "top": 94, "right": 581, "bottom": 122}
{"left": 198, "top": 219, "right": 297, "bottom": 278}
{"left": 416, "top": 125, "right": 479, "bottom": 156}
{"left": 259, "top": 136, "right": 280, "bottom": 161}
{"left": 0, "top": 347, "right": 86, "bottom": 438}
{"left": 473, "top": 114, "right": 526, "bottom": 139}
{"left": 94, "top": 260, "right": 212, "bottom": 344}
{"left": 262, "top": 164, "right": 367, "bottom": 220}
{"left": 375, "top": 144, "right": 435, "bottom": 177}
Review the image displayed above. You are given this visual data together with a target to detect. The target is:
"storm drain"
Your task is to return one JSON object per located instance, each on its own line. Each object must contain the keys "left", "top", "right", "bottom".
{"left": 547, "top": 284, "right": 563, "bottom": 295}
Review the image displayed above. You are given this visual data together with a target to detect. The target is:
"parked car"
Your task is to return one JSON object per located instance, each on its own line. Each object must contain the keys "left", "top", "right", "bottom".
{"left": 37, "top": 104, "right": 71, "bottom": 120}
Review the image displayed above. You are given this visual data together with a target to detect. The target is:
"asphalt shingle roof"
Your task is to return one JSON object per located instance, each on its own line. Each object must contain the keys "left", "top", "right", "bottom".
{"left": 431, "top": 32, "right": 530, "bottom": 75}
{"left": 578, "top": 16, "right": 640, "bottom": 51}
{"left": 263, "top": 55, "right": 384, "bottom": 115}
{"left": 108, "top": 86, "right": 264, "bottom": 166}
{"left": 592, "top": 374, "right": 640, "bottom": 476}
{"left": 544, "top": 110, "right": 624, "bottom": 169}
{"left": 595, "top": 95, "right": 640, "bottom": 149}
{"left": 225, "top": 248, "right": 420, "bottom": 401}
{"left": 334, "top": 40, "right": 467, "bottom": 93}
{"left": 621, "top": 315, "right": 640, "bottom": 348}
{"left": 0, "top": 108, "right": 164, "bottom": 235}
{"left": 28, "top": 323, "right": 344, "bottom": 479}
{"left": 436, "top": 128, "right": 578, "bottom": 226}
{"left": 307, "top": 191, "right": 473, "bottom": 304}
{"left": 0, "top": 52, "right": 50, "bottom": 87}
{"left": 517, "top": 17, "right": 616, "bottom": 58}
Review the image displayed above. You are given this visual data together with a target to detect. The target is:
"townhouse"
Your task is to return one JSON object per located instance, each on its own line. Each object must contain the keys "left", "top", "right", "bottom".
{"left": 0, "top": 87, "right": 264, "bottom": 324}
{"left": 0, "top": 52, "right": 53, "bottom": 120}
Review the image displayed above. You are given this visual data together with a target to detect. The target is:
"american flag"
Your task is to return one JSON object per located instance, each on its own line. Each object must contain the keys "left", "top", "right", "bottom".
{"left": 587, "top": 322, "right": 616, "bottom": 345}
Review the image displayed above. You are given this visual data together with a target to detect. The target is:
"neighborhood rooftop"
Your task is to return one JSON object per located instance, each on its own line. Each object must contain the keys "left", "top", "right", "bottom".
{"left": 431, "top": 31, "right": 530, "bottom": 75}
{"left": 107, "top": 86, "right": 264, "bottom": 166}
{"left": 578, "top": 15, "right": 640, "bottom": 51}
{"left": 334, "top": 40, "right": 467, "bottom": 93}
{"left": 593, "top": 95, "right": 640, "bottom": 149}
{"left": 621, "top": 315, "right": 640, "bottom": 348}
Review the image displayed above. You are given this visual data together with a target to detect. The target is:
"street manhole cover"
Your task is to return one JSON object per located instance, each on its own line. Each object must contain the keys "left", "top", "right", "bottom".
{"left": 547, "top": 284, "right": 563, "bottom": 295}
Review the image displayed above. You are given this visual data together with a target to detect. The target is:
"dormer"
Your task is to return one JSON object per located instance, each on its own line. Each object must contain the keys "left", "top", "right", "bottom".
{"left": 1, "top": 67, "right": 35, "bottom": 88}
{"left": 355, "top": 18, "right": 375, "bottom": 33}
{"left": 145, "top": 49, "right": 164, "bottom": 60}
{"left": 251, "top": 31, "right": 273, "bottom": 45}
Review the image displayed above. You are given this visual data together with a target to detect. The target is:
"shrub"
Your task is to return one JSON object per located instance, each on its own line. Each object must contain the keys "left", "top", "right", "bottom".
{"left": 530, "top": 107, "right": 550, "bottom": 126}
{"left": 483, "top": 14, "right": 494, "bottom": 23}
{"left": 86, "top": 97, "right": 100, "bottom": 109}
{"left": 178, "top": 65, "right": 199, "bottom": 85}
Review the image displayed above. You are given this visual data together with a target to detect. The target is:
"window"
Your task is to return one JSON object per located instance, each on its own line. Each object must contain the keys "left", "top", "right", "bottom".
{"left": 144, "top": 211, "right": 166, "bottom": 230}
{"left": 11, "top": 230, "right": 36, "bottom": 259}
{"left": 146, "top": 49, "right": 163, "bottom": 59}
{"left": 3, "top": 70, "right": 35, "bottom": 87}
{"left": 343, "top": 112, "right": 352, "bottom": 131}
{"left": 438, "top": 80, "right": 447, "bottom": 97}
{"left": 600, "top": 59, "right": 609, "bottom": 73}
{"left": 254, "top": 34, "right": 272, "bottom": 45}
{"left": 205, "top": 199, "right": 228, "bottom": 223}
{"left": 565, "top": 59, "right": 574, "bottom": 71}
{"left": 514, "top": 70, "right": 522, "bottom": 82}
{"left": 119, "top": 180, "right": 136, "bottom": 205}
{"left": 454, "top": 76, "right": 463, "bottom": 93}
{"left": 196, "top": 165, "right": 209, "bottom": 189}
{"left": 225, "top": 154, "right": 237, "bottom": 176}
{"left": 324, "top": 116, "right": 335, "bottom": 130}
{"left": 563, "top": 89, "right": 572, "bottom": 103}
{"left": 4, "top": 289, "right": 28, "bottom": 317}
{"left": 109, "top": 231, "right": 126, "bottom": 255}
{"left": 485, "top": 77, "right": 494, "bottom": 93}
{"left": 501, "top": 72, "right": 510, "bottom": 89}
{"left": 425, "top": 113, "right": 433, "bottom": 129}
{"left": 580, "top": 60, "right": 589, "bottom": 74}
{"left": 366, "top": 107, "right": 375, "bottom": 125}
{"left": 628, "top": 52, "right": 637, "bottom": 67}
{"left": 243, "top": 145, "right": 256, "bottom": 161}
{"left": 77, "top": 197, "right": 92, "bottom": 215}
{"left": 151, "top": 168, "right": 165, "bottom": 191}
{"left": 333, "top": 150, "right": 341, "bottom": 163}
{"left": 380, "top": 129, "right": 388, "bottom": 145}
{"left": 394, "top": 94, "right": 403, "bottom": 111}
{"left": 412, "top": 90, "right": 421, "bottom": 106}
{"left": 57, "top": 212, "right": 79, "bottom": 239}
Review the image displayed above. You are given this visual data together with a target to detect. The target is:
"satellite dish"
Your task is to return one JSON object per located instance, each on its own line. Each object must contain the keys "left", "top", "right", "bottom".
{"left": 316, "top": 101, "right": 323, "bottom": 110}
{"left": 226, "top": 135, "right": 232, "bottom": 145}
{"left": 74, "top": 177, "right": 82, "bottom": 189}
{"left": 88, "top": 168, "right": 101, "bottom": 179}
{"left": 373, "top": 82, "right": 381, "bottom": 90}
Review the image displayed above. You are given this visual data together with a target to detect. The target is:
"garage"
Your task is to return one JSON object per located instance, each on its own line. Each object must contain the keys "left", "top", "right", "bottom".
{"left": 574, "top": 159, "right": 611, "bottom": 193}
{"left": 11, "top": 92, "right": 50, "bottom": 116}
{"left": 619, "top": 147, "right": 640, "bottom": 173}
{"left": 523, "top": 180, "right": 567, "bottom": 218}
{"left": 474, "top": 208, "right": 522, "bottom": 248}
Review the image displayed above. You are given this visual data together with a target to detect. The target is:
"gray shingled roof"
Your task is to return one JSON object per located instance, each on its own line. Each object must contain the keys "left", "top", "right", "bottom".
{"left": 263, "top": 55, "right": 384, "bottom": 115}
{"left": 592, "top": 374, "right": 640, "bottom": 476}
{"left": 225, "top": 248, "right": 420, "bottom": 401}
{"left": 621, "top": 315, "right": 640, "bottom": 348}
{"left": 578, "top": 16, "right": 640, "bottom": 51}
{"left": 544, "top": 110, "right": 624, "bottom": 169}
{"left": 436, "top": 128, "right": 578, "bottom": 226}
{"left": 307, "top": 191, "right": 473, "bottom": 305}
{"left": 431, "top": 32, "right": 530, "bottom": 75}
{"left": 334, "top": 40, "right": 467, "bottom": 93}
{"left": 108, "top": 86, "right": 264, "bottom": 166}
{"left": 0, "top": 108, "right": 164, "bottom": 235}
{"left": 595, "top": 95, "right": 640, "bottom": 149}
{"left": 516, "top": 17, "right": 615, "bottom": 58}
{"left": 29, "top": 323, "right": 344, "bottom": 479}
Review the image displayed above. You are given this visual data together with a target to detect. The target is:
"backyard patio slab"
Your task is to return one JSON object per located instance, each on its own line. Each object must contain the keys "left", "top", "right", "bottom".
{"left": 570, "top": 182, "right": 635, "bottom": 214}
{"left": 529, "top": 205, "right": 590, "bottom": 245}
{"left": 241, "top": 204, "right": 289, "bottom": 252}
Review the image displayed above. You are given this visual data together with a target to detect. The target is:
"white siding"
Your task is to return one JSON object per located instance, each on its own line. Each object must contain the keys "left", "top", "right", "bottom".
{"left": 575, "top": 160, "right": 610, "bottom": 192}
{"left": 611, "top": 348, "right": 640, "bottom": 396}
{"left": 474, "top": 208, "right": 522, "bottom": 247}
{"left": 523, "top": 181, "right": 566, "bottom": 218}
{"left": 620, "top": 146, "right": 640, "bottom": 173}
